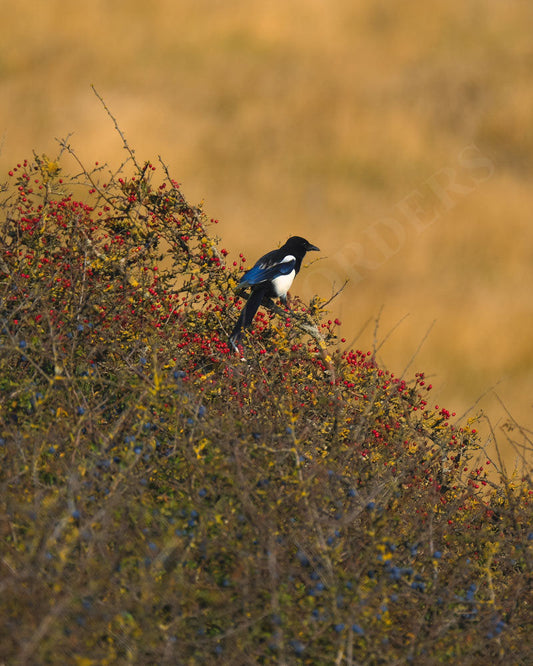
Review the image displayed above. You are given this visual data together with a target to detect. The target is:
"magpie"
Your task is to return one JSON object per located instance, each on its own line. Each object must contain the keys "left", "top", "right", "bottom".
{"left": 229, "top": 235, "right": 320, "bottom": 348}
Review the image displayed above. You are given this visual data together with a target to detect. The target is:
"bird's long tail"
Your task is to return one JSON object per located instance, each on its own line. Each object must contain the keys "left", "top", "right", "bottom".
{"left": 229, "top": 287, "right": 266, "bottom": 349}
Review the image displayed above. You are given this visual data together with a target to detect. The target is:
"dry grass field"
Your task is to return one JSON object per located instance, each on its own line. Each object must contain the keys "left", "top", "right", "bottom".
{"left": 1, "top": 0, "right": 532, "bottom": 464}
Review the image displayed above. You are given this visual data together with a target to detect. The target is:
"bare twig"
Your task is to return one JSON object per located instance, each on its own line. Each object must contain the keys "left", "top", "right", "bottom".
{"left": 91, "top": 85, "right": 141, "bottom": 171}
{"left": 374, "top": 310, "right": 410, "bottom": 358}
{"left": 400, "top": 319, "right": 435, "bottom": 378}
{"left": 323, "top": 279, "right": 349, "bottom": 308}
{"left": 455, "top": 381, "right": 503, "bottom": 424}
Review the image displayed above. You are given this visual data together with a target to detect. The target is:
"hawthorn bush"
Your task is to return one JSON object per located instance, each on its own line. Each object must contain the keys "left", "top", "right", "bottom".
{"left": 0, "top": 146, "right": 531, "bottom": 665}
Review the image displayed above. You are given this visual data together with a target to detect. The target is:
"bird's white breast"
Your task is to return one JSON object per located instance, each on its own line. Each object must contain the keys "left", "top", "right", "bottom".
{"left": 271, "top": 269, "right": 295, "bottom": 297}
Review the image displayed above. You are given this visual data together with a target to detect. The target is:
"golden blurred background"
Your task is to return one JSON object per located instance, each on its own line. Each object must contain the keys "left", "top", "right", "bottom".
{"left": 1, "top": 1, "right": 532, "bottom": 465}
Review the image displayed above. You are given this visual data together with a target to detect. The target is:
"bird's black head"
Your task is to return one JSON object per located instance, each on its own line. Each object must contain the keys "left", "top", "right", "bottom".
{"left": 284, "top": 236, "right": 320, "bottom": 254}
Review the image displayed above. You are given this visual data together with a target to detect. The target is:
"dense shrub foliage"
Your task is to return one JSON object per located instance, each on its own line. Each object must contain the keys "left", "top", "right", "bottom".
{"left": 0, "top": 150, "right": 531, "bottom": 664}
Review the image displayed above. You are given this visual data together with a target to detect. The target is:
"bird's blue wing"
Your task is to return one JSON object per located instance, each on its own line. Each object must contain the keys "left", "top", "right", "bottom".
{"left": 239, "top": 255, "right": 296, "bottom": 288}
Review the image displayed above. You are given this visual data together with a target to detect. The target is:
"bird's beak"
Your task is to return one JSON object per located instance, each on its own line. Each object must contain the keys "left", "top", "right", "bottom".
{"left": 308, "top": 244, "right": 320, "bottom": 252}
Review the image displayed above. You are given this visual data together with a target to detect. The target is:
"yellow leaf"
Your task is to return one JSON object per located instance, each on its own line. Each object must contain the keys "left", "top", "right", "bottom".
{"left": 39, "top": 155, "right": 61, "bottom": 183}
